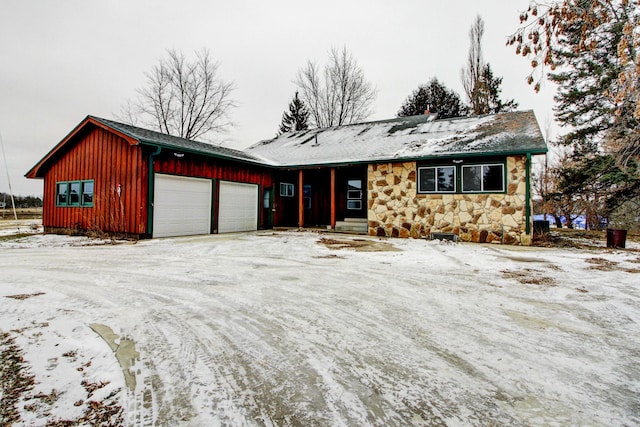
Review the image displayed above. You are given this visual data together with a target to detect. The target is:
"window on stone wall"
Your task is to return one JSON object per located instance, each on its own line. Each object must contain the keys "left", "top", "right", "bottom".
{"left": 462, "top": 164, "right": 504, "bottom": 193}
{"left": 418, "top": 166, "right": 456, "bottom": 193}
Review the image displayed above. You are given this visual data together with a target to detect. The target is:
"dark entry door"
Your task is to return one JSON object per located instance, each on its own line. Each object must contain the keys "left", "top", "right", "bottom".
{"left": 263, "top": 187, "right": 274, "bottom": 228}
{"left": 346, "top": 179, "right": 366, "bottom": 217}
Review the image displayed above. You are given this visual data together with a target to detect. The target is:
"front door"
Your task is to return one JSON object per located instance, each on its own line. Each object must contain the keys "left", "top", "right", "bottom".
{"left": 263, "top": 187, "right": 274, "bottom": 228}
{"left": 346, "top": 178, "right": 366, "bottom": 217}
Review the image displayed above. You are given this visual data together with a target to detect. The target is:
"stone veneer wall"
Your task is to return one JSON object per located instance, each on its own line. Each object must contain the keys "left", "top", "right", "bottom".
{"left": 367, "top": 155, "right": 532, "bottom": 245}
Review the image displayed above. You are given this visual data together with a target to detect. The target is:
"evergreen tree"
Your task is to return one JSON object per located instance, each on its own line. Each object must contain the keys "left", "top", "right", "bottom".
{"left": 278, "top": 92, "right": 310, "bottom": 134}
{"left": 482, "top": 64, "right": 518, "bottom": 114}
{"left": 510, "top": 0, "right": 639, "bottom": 160}
{"left": 397, "top": 78, "right": 466, "bottom": 119}
{"left": 510, "top": 1, "right": 640, "bottom": 228}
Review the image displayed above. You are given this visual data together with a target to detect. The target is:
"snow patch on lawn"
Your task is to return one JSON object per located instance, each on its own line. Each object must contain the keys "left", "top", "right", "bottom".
{"left": 1, "top": 231, "right": 639, "bottom": 425}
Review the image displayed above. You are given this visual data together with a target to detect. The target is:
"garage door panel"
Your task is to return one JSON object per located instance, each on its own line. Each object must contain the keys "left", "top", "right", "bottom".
{"left": 218, "top": 181, "right": 258, "bottom": 233}
{"left": 153, "top": 174, "right": 212, "bottom": 238}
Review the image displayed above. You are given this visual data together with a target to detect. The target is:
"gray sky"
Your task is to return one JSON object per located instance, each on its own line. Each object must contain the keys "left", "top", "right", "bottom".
{"left": 0, "top": 0, "right": 556, "bottom": 197}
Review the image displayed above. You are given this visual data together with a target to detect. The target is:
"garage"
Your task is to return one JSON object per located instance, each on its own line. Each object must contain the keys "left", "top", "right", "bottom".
{"left": 153, "top": 174, "right": 212, "bottom": 238}
{"left": 218, "top": 181, "right": 259, "bottom": 233}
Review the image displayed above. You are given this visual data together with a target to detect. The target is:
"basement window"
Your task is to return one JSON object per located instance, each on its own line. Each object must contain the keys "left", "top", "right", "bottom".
{"left": 56, "top": 180, "right": 94, "bottom": 207}
{"left": 280, "top": 182, "right": 294, "bottom": 197}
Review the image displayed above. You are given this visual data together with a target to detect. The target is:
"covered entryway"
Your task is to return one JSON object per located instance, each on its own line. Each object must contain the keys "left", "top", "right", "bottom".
{"left": 153, "top": 174, "right": 212, "bottom": 238}
{"left": 218, "top": 181, "right": 259, "bottom": 233}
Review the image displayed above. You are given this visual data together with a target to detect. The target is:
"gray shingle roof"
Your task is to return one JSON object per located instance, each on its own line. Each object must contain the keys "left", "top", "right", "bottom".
{"left": 90, "top": 116, "right": 264, "bottom": 164}
{"left": 246, "top": 110, "right": 547, "bottom": 167}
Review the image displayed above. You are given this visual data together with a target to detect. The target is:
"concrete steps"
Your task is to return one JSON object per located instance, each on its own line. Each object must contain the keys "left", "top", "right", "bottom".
{"left": 334, "top": 218, "right": 368, "bottom": 234}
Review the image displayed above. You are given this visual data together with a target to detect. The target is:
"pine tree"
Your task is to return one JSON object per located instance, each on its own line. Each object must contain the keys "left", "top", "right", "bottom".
{"left": 278, "top": 92, "right": 310, "bottom": 134}
{"left": 510, "top": 1, "right": 640, "bottom": 228}
{"left": 483, "top": 64, "right": 518, "bottom": 114}
{"left": 397, "top": 78, "right": 466, "bottom": 119}
{"left": 509, "top": 0, "right": 639, "bottom": 160}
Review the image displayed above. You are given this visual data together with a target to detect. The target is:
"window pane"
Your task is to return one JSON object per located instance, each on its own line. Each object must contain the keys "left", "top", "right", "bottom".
{"left": 263, "top": 189, "right": 271, "bottom": 208}
{"left": 347, "top": 190, "right": 361, "bottom": 199}
{"left": 347, "top": 200, "right": 362, "bottom": 210}
{"left": 462, "top": 166, "right": 482, "bottom": 192}
{"left": 69, "top": 182, "right": 80, "bottom": 204}
{"left": 437, "top": 167, "right": 455, "bottom": 192}
{"left": 348, "top": 179, "right": 361, "bottom": 190}
{"left": 82, "top": 181, "right": 94, "bottom": 205}
{"left": 280, "top": 182, "right": 294, "bottom": 197}
{"left": 483, "top": 165, "right": 504, "bottom": 192}
{"left": 419, "top": 168, "right": 436, "bottom": 192}
{"left": 56, "top": 183, "right": 67, "bottom": 205}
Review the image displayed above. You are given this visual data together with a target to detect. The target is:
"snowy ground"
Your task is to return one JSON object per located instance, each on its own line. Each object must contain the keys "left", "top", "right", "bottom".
{"left": 1, "top": 230, "right": 639, "bottom": 426}
{"left": 0, "top": 218, "right": 42, "bottom": 236}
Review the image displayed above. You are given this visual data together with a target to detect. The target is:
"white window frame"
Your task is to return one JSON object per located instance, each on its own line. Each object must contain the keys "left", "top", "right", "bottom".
{"left": 280, "top": 182, "right": 295, "bottom": 197}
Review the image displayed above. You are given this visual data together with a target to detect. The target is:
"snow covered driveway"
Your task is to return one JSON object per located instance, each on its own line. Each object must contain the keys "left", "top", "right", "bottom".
{"left": 1, "top": 232, "right": 639, "bottom": 426}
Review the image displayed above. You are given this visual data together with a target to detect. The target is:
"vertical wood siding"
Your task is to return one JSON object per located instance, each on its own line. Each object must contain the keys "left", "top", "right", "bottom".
{"left": 154, "top": 154, "right": 273, "bottom": 228}
{"left": 43, "top": 127, "right": 147, "bottom": 235}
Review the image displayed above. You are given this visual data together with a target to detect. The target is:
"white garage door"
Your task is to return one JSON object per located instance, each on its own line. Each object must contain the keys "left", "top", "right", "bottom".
{"left": 218, "top": 181, "right": 258, "bottom": 233}
{"left": 153, "top": 174, "right": 212, "bottom": 238}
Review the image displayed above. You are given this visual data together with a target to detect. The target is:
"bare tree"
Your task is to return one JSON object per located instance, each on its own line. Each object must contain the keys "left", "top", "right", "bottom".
{"left": 461, "top": 15, "right": 487, "bottom": 115}
{"left": 120, "top": 49, "right": 235, "bottom": 142}
{"left": 461, "top": 16, "right": 517, "bottom": 115}
{"left": 295, "top": 46, "right": 377, "bottom": 128}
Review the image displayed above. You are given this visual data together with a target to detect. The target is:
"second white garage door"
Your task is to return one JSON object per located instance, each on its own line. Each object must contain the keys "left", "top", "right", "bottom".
{"left": 153, "top": 174, "right": 212, "bottom": 238}
{"left": 218, "top": 181, "right": 258, "bottom": 233}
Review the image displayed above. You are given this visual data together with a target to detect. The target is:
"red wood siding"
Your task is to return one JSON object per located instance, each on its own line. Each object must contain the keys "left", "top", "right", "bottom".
{"left": 153, "top": 153, "right": 273, "bottom": 228}
{"left": 43, "top": 127, "right": 147, "bottom": 235}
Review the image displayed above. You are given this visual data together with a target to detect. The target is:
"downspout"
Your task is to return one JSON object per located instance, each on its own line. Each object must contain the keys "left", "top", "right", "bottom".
{"left": 525, "top": 152, "right": 532, "bottom": 237}
{"left": 147, "top": 145, "right": 162, "bottom": 236}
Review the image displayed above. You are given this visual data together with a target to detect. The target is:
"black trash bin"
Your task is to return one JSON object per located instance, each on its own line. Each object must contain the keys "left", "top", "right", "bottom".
{"left": 533, "top": 220, "right": 550, "bottom": 236}
{"left": 606, "top": 228, "right": 627, "bottom": 248}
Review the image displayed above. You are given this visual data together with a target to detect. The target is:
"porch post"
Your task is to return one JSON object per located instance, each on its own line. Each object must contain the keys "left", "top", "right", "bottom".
{"left": 298, "top": 169, "right": 304, "bottom": 228}
{"left": 330, "top": 168, "right": 336, "bottom": 229}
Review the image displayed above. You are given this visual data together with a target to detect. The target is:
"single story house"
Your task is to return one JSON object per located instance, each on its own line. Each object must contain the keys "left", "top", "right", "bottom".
{"left": 26, "top": 110, "right": 547, "bottom": 244}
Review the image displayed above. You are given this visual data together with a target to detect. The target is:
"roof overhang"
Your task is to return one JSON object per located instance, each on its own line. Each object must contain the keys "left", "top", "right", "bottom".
{"left": 25, "top": 116, "right": 139, "bottom": 179}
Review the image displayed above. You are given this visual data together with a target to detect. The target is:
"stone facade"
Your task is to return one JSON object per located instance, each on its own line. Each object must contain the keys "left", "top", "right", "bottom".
{"left": 367, "top": 156, "right": 532, "bottom": 245}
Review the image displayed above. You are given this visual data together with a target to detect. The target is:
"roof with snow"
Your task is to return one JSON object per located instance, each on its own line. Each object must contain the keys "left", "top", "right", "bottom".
{"left": 246, "top": 110, "right": 547, "bottom": 167}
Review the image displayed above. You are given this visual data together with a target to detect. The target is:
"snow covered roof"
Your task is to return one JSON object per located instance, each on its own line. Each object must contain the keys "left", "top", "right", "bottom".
{"left": 246, "top": 110, "right": 547, "bottom": 167}
{"left": 27, "top": 111, "right": 547, "bottom": 179}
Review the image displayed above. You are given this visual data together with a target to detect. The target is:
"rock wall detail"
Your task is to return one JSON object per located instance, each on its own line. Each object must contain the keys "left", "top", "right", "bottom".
{"left": 367, "top": 156, "right": 531, "bottom": 245}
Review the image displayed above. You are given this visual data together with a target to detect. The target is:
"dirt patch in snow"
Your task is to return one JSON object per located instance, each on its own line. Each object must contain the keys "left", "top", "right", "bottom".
{"left": 5, "top": 292, "right": 45, "bottom": 300}
{"left": 585, "top": 257, "right": 619, "bottom": 271}
{"left": 318, "top": 237, "right": 400, "bottom": 252}
{"left": 501, "top": 268, "right": 556, "bottom": 286}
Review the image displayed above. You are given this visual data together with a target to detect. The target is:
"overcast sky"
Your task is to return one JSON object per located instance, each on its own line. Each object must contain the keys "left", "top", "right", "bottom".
{"left": 0, "top": 0, "right": 557, "bottom": 197}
